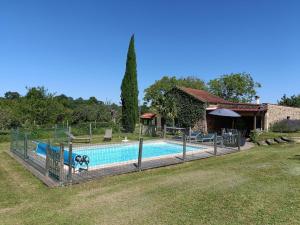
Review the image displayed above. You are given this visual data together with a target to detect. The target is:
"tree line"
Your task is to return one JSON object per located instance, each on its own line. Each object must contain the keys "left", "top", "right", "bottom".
{"left": 278, "top": 94, "right": 300, "bottom": 107}
{"left": 0, "top": 87, "right": 120, "bottom": 130}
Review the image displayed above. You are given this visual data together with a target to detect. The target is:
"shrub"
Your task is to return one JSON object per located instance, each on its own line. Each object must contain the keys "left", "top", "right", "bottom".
{"left": 249, "top": 130, "right": 260, "bottom": 142}
{"left": 271, "top": 119, "right": 300, "bottom": 133}
{"left": 0, "top": 134, "right": 10, "bottom": 142}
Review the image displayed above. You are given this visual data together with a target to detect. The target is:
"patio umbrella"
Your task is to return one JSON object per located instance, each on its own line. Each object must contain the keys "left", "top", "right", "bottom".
{"left": 209, "top": 108, "right": 241, "bottom": 118}
{"left": 209, "top": 108, "right": 241, "bottom": 129}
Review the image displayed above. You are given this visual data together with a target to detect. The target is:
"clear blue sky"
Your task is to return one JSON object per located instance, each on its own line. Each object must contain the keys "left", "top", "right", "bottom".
{"left": 0, "top": 0, "right": 299, "bottom": 104}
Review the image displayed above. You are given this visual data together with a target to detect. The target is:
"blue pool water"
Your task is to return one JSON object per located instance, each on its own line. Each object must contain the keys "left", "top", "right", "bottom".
{"left": 73, "top": 141, "right": 204, "bottom": 167}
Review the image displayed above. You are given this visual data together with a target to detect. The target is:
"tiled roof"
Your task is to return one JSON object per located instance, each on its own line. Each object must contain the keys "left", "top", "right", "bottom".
{"left": 176, "top": 87, "right": 267, "bottom": 112}
{"left": 219, "top": 103, "right": 267, "bottom": 112}
{"left": 140, "top": 113, "right": 156, "bottom": 119}
{"left": 178, "top": 87, "right": 231, "bottom": 104}
{"left": 223, "top": 108, "right": 262, "bottom": 112}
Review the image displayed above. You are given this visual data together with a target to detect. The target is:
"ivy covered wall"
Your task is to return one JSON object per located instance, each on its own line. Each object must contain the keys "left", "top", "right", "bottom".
{"left": 166, "top": 88, "right": 206, "bottom": 130}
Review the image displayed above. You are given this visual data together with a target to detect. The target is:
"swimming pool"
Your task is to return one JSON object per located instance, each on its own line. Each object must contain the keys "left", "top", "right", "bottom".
{"left": 72, "top": 141, "right": 204, "bottom": 168}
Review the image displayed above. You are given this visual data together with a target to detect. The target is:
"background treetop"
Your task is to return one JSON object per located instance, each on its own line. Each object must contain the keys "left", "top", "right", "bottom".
{"left": 208, "top": 73, "right": 261, "bottom": 103}
{"left": 4, "top": 91, "right": 20, "bottom": 100}
{"left": 278, "top": 94, "right": 300, "bottom": 107}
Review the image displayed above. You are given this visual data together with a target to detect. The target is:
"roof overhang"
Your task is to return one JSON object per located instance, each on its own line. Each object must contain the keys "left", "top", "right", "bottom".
{"left": 140, "top": 113, "right": 156, "bottom": 119}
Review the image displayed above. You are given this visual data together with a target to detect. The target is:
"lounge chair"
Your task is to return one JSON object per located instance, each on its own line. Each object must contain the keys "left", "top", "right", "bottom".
{"left": 65, "top": 132, "right": 91, "bottom": 143}
{"left": 103, "top": 129, "right": 112, "bottom": 141}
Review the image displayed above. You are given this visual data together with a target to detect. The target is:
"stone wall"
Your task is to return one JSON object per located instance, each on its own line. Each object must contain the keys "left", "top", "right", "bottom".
{"left": 265, "top": 104, "right": 300, "bottom": 130}
{"left": 193, "top": 113, "right": 207, "bottom": 133}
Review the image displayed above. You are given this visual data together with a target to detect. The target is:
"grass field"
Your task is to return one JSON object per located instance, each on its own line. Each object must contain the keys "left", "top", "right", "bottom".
{"left": 1, "top": 141, "right": 300, "bottom": 225}
{"left": 254, "top": 131, "right": 300, "bottom": 141}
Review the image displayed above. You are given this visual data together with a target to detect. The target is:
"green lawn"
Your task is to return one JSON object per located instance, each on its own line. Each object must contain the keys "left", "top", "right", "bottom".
{"left": 1, "top": 142, "right": 300, "bottom": 225}
{"left": 254, "top": 131, "right": 300, "bottom": 142}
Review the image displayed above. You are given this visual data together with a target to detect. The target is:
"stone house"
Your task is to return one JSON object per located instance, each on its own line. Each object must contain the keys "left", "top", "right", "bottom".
{"left": 168, "top": 86, "right": 300, "bottom": 134}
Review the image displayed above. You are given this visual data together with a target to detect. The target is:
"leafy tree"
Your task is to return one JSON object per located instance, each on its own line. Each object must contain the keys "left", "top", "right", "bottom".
{"left": 208, "top": 73, "right": 261, "bottom": 103}
{"left": 74, "top": 97, "right": 85, "bottom": 105}
{"left": 120, "top": 35, "right": 139, "bottom": 132}
{"left": 0, "top": 107, "right": 12, "bottom": 129}
{"left": 144, "top": 76, "right": 207, "bottom": 107}
{"left": 55, "top": 94, "right": 74, "bottom": 107}
{"left": 4, "top": 91, "right": 20, "bottom": 100}
{"left": 72, "top": 105, "right": 96, "bottom": 123}
{"left": 278, "top": 94, "right": 300, "bottom": 107}
{"left": 25, "top": 86, "right": 48, "bottom": 99}
{"left": 87, "top": 96, "right": 98, "bottom": 105}
{"left": 20, "top": 88, "right": 63, "bottom": 125}
{"left": 152, "top": 95, "right": 177, "bottom": 127}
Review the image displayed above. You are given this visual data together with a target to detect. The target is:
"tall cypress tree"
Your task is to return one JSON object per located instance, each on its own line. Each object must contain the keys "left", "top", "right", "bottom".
{"left": 121, "top": 35, "right": 139, "bottom": 132}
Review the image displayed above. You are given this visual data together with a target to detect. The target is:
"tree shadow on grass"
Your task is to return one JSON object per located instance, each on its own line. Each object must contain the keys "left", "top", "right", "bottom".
{"left": 288, "top": 155, "right": 300, "bottom": 160}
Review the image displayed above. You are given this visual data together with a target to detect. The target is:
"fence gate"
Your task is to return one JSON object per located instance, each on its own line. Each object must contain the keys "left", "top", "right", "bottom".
{"left": 223, "top": 133, "right": 240, "bottom": 148}
{"left": 46, "top": 144, "right": 64, "bottom": 182}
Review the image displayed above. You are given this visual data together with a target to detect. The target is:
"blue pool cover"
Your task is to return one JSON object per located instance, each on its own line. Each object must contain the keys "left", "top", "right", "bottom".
{"left": 36, "top": 142, "right": 78, "bottom": 166}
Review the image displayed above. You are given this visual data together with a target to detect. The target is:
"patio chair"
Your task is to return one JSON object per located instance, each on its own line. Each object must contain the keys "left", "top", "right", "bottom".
{"left": 188, "top": 131, "right": 202, "bottom": 141}
{"left": 197, "top": 133, "right": 215, "bottom": 142}
{"left": 222, "top": 131, "right": 246, "bottom": 147}
{"left": 221, "top": 128, "right": 226, "bottom": 135}
{"left": 225, "top": 129, "right": 238, "bottom": 135}
{"left": 103, "top": 129, "right": 112, "bottom": 141}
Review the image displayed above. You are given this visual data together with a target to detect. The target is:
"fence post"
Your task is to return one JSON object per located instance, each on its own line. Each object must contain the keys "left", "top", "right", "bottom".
{"left": 54, "top": 124, "right": 57, "bottom": 141}
{"left": 45, "top": 141, "right": 50, "bottom": 177}
{"left": 138, "top": 138, "right": 143, "bottom": 171}
{"left": 183, "top": 134, "right": 186, "bottom": 161}
{"left": 16, "top": 128, "right": 19, "bottom": 152}
{"left": 139, "top": 123, "right": 143, "bottom": 139}
{"left": 163, "top": 125, "right": 166, "bottom": 139}
{"left": 214, "top": 132, "right": 217, "bottom": 156}
{"left": 189, "top": 127, "right": 192, "bottom": 143}
{"left": 24, "top": 133, "right": 28, "bottom": 159}
{"left": 89, "top": 123, "right": 92, "bottom": 140}
{"left": 68, "top": 142, "right": 73, "bottom": 183}
{"left": 59, "top": 143, "right": 64, "bottom": 184}
{"left": 10, "top": 130, "right": 13, "bottom": 152}
{"left": 237, "top": 131, "right": 241, "bottom": 151}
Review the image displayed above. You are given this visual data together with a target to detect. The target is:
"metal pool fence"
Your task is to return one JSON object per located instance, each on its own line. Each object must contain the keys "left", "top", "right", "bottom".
{"left": 10, "top": 127, "right": 242, "bottom": 186}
